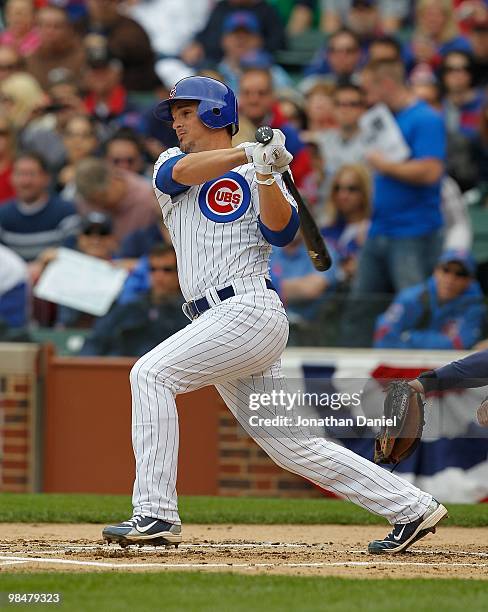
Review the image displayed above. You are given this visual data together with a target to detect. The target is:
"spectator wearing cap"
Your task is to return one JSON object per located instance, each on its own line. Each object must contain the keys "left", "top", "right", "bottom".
{"left": 0, "top": 243, "right": 29, "bottom": 330}
{"left": 75, "top": 0, "right": 160, "bottom": 92}
{"left": 303, "top": 28, "right": 363, "bottom": 84}
{"left": 81, "top": 244, "right": 187, "bottom": 356}
{"left": 0, "top": 0, "right": 40, "bottom": 57}
{"left": 321, "top": 0, "right": 409, "bottom": 35}
{"left": 238, "top": 67, "right": 313, "bottom": 188}
{"left": 76, "top": 211, "right": 117, "bottom": 259}
{"left": 82, "top": 44, "right": 138, "bottom": 130}
{"left": 181, "top": 0, "right": 285, "bottom": 67}
{"left": 345, "top": 1, "right": 386, "bottom": 52}
{"left": 316, "top": 83, "right": 368, "bottom": 191}
{"left": 25, "top": 5, "right": 86, "bottom": 91}
{"left": 39, "top": 211, "right": 120, "bottom": 328}
{"left": 374, "top": 250, "right": 485, "bottom": 350}
{"left": 0, "top": 152, "right": 79, "bottom": 263}
{"left": 217, "top": 11, "right": 291, "bottom": 94}
{"left": 74, "top": 157, "right": 159, "bottom": 242}
{"left": 35, "top": 210, "right": 118, "bottom": 273}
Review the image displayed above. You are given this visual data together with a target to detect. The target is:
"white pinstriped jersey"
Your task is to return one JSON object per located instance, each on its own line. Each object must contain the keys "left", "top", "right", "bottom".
{"left": 153, "top": 147, "right": 297, "bottom": 302}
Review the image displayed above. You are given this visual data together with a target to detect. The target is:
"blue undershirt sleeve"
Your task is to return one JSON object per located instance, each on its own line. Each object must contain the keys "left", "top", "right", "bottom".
{"left": 419, "top": 349, "right": 488, "bottom": 391}
{"left": 258, "top": 205, "right": 300, "bottom": 246}
{"left": 155, "top": 154, "right": 190, "bottom": 197}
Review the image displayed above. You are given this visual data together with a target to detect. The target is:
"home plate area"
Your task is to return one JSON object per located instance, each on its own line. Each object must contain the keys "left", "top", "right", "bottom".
{"left": 1, "top": 524, "right": 487, "bottom": 579}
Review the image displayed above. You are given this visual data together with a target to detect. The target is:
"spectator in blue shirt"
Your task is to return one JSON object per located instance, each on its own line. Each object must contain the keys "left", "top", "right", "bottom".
{"left": 269, "top": 235, "right": 338, "bottom": 322}
{"left": 374, "top": 250, "right": 485, "bottom": 350}
{"left": 352, "top": 58, "right": 446, "bottom": 294}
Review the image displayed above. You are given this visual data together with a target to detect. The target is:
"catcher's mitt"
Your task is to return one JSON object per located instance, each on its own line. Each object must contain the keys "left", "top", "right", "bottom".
{"left": 477, "top": 396, "right": 488, "bottom": 427}
{"left": 374, "top": 380, "right": 425, "bottom": 465}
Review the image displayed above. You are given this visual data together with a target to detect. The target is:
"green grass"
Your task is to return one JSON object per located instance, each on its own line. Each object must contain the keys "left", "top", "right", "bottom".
{"left": 0, "top": 494, "right": 487, "bottom": 527}
{"left": 0, "top": 574, "right": 486, "bottom": 612}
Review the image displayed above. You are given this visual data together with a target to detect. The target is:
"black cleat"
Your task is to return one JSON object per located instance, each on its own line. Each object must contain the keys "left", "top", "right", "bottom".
{"left": 368, "top": 500, "right": 448, "bottom": 554}
{"left": 102, "top": 515, "right": 182, "bottom": 548}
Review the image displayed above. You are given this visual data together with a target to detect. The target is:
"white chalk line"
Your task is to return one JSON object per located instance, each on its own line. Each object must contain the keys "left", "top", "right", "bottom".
{"left": 350, "top": 548, "right": 488, "bottom": 559}
{"left": 0, "top": 560, "right": 29, "bottom": 567}
{"left": 0, "top": 555, "right": 487, "bottom": 571}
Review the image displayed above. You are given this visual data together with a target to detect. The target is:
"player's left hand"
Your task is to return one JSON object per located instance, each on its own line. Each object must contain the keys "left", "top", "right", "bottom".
{"left": 269, "top": 128, "right": 286, "bottom": 146}
{"left": 477, "top": 398, "right": 488, "bottom": 427}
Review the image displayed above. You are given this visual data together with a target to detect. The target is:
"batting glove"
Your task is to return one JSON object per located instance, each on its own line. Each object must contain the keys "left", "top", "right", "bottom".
{"left": 269, "top": 128, "right": 286, "bottom": 146}
{"left": 252, "top": 143, "right": 292, "bottom": 175}
{"left": 236, "top": 141, "right": 258, "bottom": 163}
{"left": 271, "top": 148, "right": 293, "bottom": 174}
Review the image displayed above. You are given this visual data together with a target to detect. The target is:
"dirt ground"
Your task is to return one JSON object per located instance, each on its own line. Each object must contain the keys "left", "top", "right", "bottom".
{"left": 0, "top": 524, "right": 487, "bottom": 579}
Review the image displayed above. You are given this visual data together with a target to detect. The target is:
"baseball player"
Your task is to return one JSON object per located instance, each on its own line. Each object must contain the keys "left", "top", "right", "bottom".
{"left": 103, "top": 76, "right": 447, "bottom": 554}
{"left": 409, "top": 349, "right": 488, "bottom": 427}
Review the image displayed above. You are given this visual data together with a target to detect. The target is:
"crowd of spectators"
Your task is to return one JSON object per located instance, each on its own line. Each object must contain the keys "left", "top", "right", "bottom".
{"left": 1, "top": 0, "right": 488, "bottom": 354}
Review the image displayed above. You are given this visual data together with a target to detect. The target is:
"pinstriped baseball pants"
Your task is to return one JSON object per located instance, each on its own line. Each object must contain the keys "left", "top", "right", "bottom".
{"left": 130, "top": 287, "right": 432, "bottom": 526}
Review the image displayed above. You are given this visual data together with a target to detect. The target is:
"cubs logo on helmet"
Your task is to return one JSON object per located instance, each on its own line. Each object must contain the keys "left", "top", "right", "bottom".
{"left": 198, "top": 172, "right": 251, "bottom": 223}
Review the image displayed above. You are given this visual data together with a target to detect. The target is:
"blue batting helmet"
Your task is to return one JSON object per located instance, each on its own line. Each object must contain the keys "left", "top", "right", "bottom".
{"left": 154, "top": 76, "right": 239, "bottom": 135}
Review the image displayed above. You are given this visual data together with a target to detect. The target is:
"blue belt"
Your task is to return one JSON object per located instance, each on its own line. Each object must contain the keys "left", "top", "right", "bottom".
{"left": 184, "top": 279, "right": 276, "bottom": 320}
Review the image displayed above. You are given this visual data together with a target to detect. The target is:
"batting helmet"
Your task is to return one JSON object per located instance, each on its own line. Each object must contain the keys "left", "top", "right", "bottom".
{"left": 154, "top": 76, "right": 239, "bottom": 135}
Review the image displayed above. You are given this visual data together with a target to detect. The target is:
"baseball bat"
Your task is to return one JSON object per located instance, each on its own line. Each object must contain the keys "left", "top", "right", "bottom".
{"left": 255, "top": 126, "right": 332, "bottom": 272}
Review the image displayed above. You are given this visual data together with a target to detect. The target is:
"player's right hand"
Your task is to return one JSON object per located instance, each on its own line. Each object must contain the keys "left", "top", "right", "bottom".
{"left": 252, "top": 143, "right": 292, "bottom": 175}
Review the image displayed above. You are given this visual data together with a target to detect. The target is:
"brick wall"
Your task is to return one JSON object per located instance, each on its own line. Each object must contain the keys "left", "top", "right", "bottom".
{"left": 0, "top": 344, "right": 39, "bottom": 492}
{"left": 218, "top": 400, "right": 322, "bottom": 498}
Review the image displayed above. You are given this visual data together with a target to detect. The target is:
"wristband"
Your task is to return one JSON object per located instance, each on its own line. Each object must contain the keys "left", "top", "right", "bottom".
{"left": 255, "top": 176, "right": 275, "bottom": 186}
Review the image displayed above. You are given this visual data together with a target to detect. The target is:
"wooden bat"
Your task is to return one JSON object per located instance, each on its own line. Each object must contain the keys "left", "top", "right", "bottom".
{"left": 255, "top": 126, "right": 332, "bottom": 271}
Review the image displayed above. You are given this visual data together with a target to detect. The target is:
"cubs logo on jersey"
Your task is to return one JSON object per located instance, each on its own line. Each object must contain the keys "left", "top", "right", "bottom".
{"left": 198, "top": 171, "right": 251, "bottom": 223}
